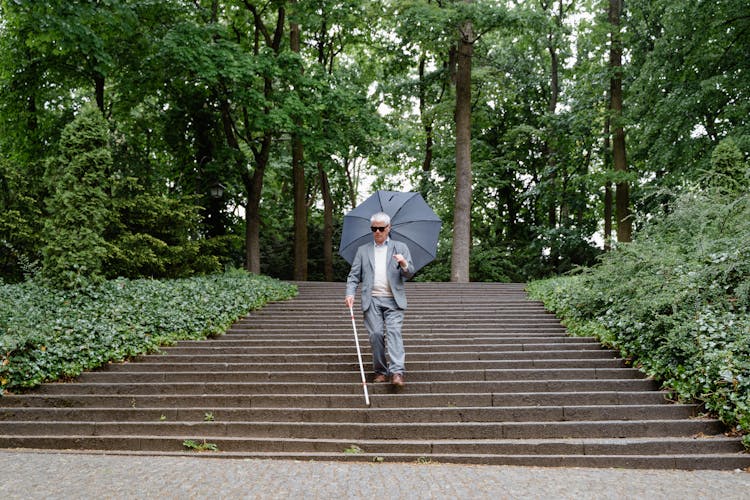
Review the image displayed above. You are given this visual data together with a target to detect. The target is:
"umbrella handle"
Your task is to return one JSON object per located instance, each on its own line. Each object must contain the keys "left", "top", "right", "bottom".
{"left": 349, "top": 304, "right": 371, "bottom": 407}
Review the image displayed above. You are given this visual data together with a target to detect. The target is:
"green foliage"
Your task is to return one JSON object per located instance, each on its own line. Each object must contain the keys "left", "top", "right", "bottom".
{"left": 699, "top": 138, "right": 750, "bottom": 195}
{"left": 104, "top": 177, "right": 235, "bottom": 279}
{"left": 343, "top": 444, "right": 364, "bottom": 454}
{"left": 528, "top": 187, "right": 750, "bottom": 436}
{"left": 41, "top": 105, "right": 111, "bottom": 289}
{"left": 0, "top": 163, "right": 44, "bottom": 282}
{"left": 1, "top": 0, "right": 747, "bottom": 285}
{"left": 0, "top": 270, "right": 297, "bottom": 393}
{"left": 182, "top": 439, "right": 219, "bottom": 452}
{"left": 626, "top": 0, "right": 750, "bottom": 200}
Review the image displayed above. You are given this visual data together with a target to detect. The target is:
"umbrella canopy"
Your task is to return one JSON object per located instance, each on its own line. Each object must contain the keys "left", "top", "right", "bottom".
{"left": 339, "top": 190, "right": 442, "bottom": 272}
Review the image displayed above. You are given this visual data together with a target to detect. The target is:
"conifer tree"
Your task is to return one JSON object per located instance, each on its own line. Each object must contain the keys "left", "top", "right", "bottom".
{"left": 42, "top": 105, "right": 111, "bottom": 289}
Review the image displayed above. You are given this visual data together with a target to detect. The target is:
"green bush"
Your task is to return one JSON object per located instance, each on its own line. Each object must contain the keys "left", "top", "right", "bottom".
{"left": 0, "top": 270, "right": 296, "bottom": 393}
{"left": 42, "top": 105, "right": 111, "bottom": 289}
{"left": 528, "top": 188, "right": 750, "bottom": 436}
{"left": 104, "top": 179, "right": 230, "bottom": 279}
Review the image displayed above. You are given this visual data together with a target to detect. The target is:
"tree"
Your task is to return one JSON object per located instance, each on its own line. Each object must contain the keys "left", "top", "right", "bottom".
{"left": 42, "top": 105, "right": 110, "bottom": 288}
{"left": 451, "top": 1, "right": 475, "bottom": 283}
{"left": 624, "top": 0, "right": 750, "bottom": 209}
{"left": 290, "top": 0, "right": 308, "bottom": 281}
{"left": 605, "top": 0, "right": 631, "bottom": 242}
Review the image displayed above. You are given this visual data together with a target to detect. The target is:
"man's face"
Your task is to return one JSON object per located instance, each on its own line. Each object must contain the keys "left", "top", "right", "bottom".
{"left": 371, "top": 220, "right": 390, "bottom": 245}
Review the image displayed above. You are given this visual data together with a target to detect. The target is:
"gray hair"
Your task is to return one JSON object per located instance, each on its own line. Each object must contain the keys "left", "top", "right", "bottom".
{"left": 370, "top": 212, "right": 391, "bottom": 225}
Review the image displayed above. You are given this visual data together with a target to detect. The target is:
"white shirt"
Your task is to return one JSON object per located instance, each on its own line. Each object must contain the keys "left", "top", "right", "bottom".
{"left": 371, "top": 239, "right": 393, "bottom": 297}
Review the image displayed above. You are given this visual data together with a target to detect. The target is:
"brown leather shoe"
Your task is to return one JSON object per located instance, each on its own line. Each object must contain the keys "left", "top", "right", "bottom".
{"left": 373, "top": 373, "right": 388, "bottom": 383}
{"left": 391, "top": 373, "right": 405, "bottom": 387}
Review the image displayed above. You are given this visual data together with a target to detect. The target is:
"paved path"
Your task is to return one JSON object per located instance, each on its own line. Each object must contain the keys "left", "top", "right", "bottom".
{"left": 1, "top": 450, "right": 748, "bottom": 499}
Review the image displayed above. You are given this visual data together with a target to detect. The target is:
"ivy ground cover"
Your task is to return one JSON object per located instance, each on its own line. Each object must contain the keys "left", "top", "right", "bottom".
{"left": 528, "top": 191, "right": 750, "bottom": 446}
{"left": 0, "top": 270, "right": 297, "bottom": 394}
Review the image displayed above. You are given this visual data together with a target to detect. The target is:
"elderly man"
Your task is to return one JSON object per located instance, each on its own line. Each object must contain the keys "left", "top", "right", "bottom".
{"left": 345, "top": 212, "right": 415, "bottom": 387}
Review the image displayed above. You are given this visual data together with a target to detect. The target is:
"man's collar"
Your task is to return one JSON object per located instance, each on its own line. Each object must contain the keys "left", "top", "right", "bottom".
{"left": 374, "top": 237, "right": 390, "bottom": 248}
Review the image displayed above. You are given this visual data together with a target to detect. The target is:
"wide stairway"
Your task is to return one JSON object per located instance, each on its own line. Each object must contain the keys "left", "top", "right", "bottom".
{"left": 1, "top": 282, "right": 748, "bottom": 469}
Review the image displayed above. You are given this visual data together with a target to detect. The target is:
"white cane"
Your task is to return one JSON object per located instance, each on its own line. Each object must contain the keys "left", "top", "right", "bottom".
{"left": 348, "top": 304, "right": 371, "bottom": 406}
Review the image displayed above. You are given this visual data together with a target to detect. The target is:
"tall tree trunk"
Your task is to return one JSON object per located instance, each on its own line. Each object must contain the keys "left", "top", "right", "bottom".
{"left": 243, "top": 158, "right": 265, "bottom": 275}
{"left": 545, "top": 31, "right": 559, "bottom": 229}
{"left": 418, "top": 54, "right": 434, "bottom": 194}
{"left": 542, "top": 0, "right": 568, "bottom": 230}
{"left": 291, "top": 136, "right": 307, "bottom": 279}
{"left": 344, "top": 156, "right": 357, "bottom": 209}
{"left": 312, "top": 9, "right": 338, "bottom": 279}
{"left": 318, "top": 162, "right": 334, "bottom": 281}
{"left": 240, "top": 5, "right": 286, "bottom": 273}
{"left": 609, "top": 0, "right": 631, "bottom": 242}
{"left": 290, "top": 8, "right": 308, "bottom": 281}
{"left": 451, "top": 8, "right": 474, "bottom": 283}
{"left": 603, "top": 116, "right": 613, "bottom": 251}
{"left": 94, "top": 72, "right": 105, "bottom": 114}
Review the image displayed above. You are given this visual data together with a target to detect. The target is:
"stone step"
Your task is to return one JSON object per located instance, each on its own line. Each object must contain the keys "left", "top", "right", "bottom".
{"left": 233, "top": 315, "right": 560, "bottom": 322}
{"left": 2, "top": 439, "right": 747, "bottom": 470}
{"left": 87, "top": 358, "right": 627, "bottom": 373}
{"left": 172, "top": 337, "right": 594, "bottom": 347}
{"left": 230, "top": 317, "right": 565, "bottom": 324}
{"left": 129, "top": 350, "right": 621, "bottom": 363}
{"left": 70, "top": 368, "right": 646, "bottom": 384}
{"left": 0, "top": 419, "right": 724, "bottom": 440}
{"left": 29, "top": 379, "right": 660, "bottom": 395}
{"left": 0, "top": 404, "right": 700, "bottom": 423}
{"left": 155, "top": 343, "right": 608, "bottom": 355}
{"left": 225, "top": 327, "right": 570, "bottom": 335}
{"left": 1, "top": 435, "right": 741, "bottom": 458}
{"left": 0, "top": 391, "right": 672, "bottom": 409}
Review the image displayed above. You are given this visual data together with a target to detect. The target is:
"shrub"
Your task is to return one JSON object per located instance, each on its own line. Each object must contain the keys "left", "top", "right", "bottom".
{"left": 528, "top": 188, "right": 750, "bottom": 436}
{"left": 0, "top": 270, "right": 296, "bottom": 393}
{"left": 42, "top": 105, "right": 111, "bottom": 289}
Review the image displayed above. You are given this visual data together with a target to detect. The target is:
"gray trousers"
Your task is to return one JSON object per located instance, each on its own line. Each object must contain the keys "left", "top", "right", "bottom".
{"left": 363, "top": 296, "right": 406, "bottom": 376}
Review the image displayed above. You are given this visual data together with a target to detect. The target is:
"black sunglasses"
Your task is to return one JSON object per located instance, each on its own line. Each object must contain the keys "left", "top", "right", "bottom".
{"left": 370, "top": 226, "right": 389, "bottom": 232}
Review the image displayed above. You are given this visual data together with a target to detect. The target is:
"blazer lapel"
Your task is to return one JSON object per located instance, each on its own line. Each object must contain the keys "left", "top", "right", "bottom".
{"left": 366, "top": 244, "right": 375, "bottom": 273}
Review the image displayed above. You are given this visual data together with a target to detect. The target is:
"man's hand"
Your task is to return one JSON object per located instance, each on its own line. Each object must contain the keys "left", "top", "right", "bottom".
{"left": 345, "top": 295, "right": 354, "bottom": 309}
{"left": 393, "top": 254, "right": 408, "bottom": 269}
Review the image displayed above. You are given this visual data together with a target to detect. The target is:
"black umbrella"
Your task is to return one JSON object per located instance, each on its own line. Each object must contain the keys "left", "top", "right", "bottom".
{"left": 339, "top": 190, "right": 442, "bottom": 272}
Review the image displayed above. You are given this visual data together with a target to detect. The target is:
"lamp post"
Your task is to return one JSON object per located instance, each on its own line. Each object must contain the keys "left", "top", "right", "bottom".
{"left": 207, "top": 182, "right": 226, "bottom": 237}
{"left": 209, "top": 182, "right": 225, "bottom": 199}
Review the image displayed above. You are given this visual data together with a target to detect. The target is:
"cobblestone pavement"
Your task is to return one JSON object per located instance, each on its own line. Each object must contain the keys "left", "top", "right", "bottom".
{"left": 1, "top": 450, "right": 749, "bottom": 499}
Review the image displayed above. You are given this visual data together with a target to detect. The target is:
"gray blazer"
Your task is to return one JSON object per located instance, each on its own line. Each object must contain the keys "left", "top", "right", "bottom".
{"left": 345, "top": 239, "right": 415, "bottom": 311}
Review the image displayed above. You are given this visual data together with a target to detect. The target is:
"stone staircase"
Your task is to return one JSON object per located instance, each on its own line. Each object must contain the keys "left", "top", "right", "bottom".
{"left": 1, "top": 281, "right": 748, "bottom": 469}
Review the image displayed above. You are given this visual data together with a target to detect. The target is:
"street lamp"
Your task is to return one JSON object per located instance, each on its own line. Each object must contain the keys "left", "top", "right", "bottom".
{"left": 209, "top": 182, "right": 225, "bottom": 199}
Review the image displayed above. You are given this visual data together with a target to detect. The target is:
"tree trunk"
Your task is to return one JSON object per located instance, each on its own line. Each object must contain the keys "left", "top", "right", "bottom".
{"left": 94, "top": 72, "right": 105, "bottom": 114}
{"left": 609, "top": 0, "right": 631, "bottom": 242}
{"left": 418, "top": 55, "right": 434, "bottom": 194}
{"left": 603, "top": 116, "right": 613, "bottom": 251}
{"left": 245, "top": 135, "right": 270, "bottom": 274}
{"left": 290, "top": 10, "right": 308, "bottom": 281}
{"left": 318, "top": 162, "right": 334, "bottom": 281}
{"left": 451, "top": 9, "right": 474, "bottom": 283}
{"left": 243, "top": 177, "right": 262, "bottom": 274}
{"left": 545, "top": 35, "right": 559, "bottom": 230}
{"left": 291, "top": 136, "right": 307, "bottom": 280}
{"left": 241, "top": 4, "right": 286, "bottom": 273}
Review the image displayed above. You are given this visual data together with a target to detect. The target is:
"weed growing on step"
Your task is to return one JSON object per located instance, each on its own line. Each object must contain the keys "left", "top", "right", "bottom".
{"left": 183, "top": 439, "right": 219, "bottom": 452}
{"left": 343, "top": 444, "right": 363, "bottom": 454}
{"left": 203, "top": 412, "right": 215, "bottom": 422}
